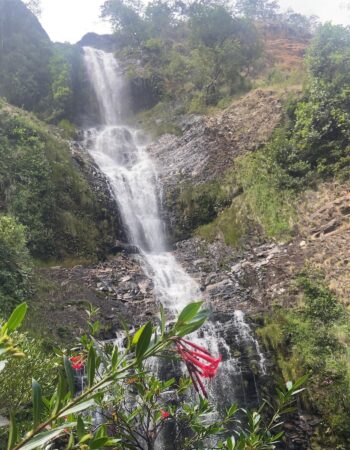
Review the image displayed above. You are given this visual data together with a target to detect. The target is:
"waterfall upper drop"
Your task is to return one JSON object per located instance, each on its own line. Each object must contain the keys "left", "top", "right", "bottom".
{"left": 83, "top": 47, "right": 198, "bottom": 313}
{"left": 83, "top": 47, "right": 125, "bottom": 125}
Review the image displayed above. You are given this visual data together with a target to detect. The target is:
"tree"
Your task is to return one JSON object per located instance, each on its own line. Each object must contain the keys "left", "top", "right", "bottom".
{"left": 101, "top": 0, "right": 147, "bottom": 44}
{"left": 290, "top": 24, "right": 350, "bottom": 178}
{"left": 145, "top": 0, "right": 177, "bottom": 37}
{"left": 188, "top": 2, "right": 237, "bottom": 47}
{"left": 235, "top": 0, "right": 279, "bottom": 20}
{"left": 280, "top": 9, "right": 318, "bottom": 38}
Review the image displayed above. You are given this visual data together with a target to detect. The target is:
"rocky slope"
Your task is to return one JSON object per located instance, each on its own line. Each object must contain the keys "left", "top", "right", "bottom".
{"left": 148, "top": 88, "right": 292, "bottom": 240}
{"left": 149, "top": 88, "right": 284, "bottom": 185}
{"left": 298, "top": 183, "right": 350, "bottom": 304}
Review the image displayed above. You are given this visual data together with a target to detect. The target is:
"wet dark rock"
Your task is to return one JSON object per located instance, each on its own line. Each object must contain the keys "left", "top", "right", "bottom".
{"left": 111, "top": 240, "right": 140, "bottom": 254}
{"left": 77, "top": 33, "right": 117, "bottom": 51}
{"left": 71, "top": 139, "right": 125, "bottom": 248}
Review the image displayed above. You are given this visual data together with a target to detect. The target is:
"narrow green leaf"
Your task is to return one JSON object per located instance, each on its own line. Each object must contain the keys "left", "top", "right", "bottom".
{"left": 67, "top": 432, "right": 75, "bottom": 449}
{"left": 87, "top": 346, "right": 96, "bottom": 388}
{"left": 132, "top": 324, "right": 146, "bottom": 346}
{"left": 77, "top": 416, "right": 85, "bottom": 440}
{"left": 7, "top": 412, "right": 17, "bottom": 450}
{"left": 160, "top": 303, "right": 166, "bottom": 337}
{"left": 79, "top": 433, "right": 93, "bottom": 444}
{"left": 7, "top": 303, "right": 28, "bottom": 332}
{"left": 20, "top": 423, "right": 76, "bottom": 450}
{"left": 176, "top": 316, "right": 208, "bottom": 337}
{"left": 53, "top": 372, "right": 66, "bottom": 415}
{"left": 136, "top": 322, "right": 152, "bottom": 361}
{"left": 90, "top": 437, "right": 110, "bottom": 449}
{"left": 89, "top": 437, "right": 121, "bottom": 449}
{"left": 176, "top": 302, "right": 203, "bottom": 326}
{"left": 293, "top": 373, "right": 310, "bottom": 389}
{"left": 111, "top": 347, "right": 119, "bottom": 368}
{"left": 58, "top": 399, "right": 96, "bottom": 417}
{"left": 227, "top": 436, "right": 235, "bottom": 450}
{"left": 95, "top": 425, "right": 107, "bottom": 439}
{"left": 32, "top": 379, "right": 42, "bottom": 428}
{"left": 64, "top": 355, "right": 75, "bottom": 396}
{"left": 227, "top": 403, "right": 238, "bottom": 417}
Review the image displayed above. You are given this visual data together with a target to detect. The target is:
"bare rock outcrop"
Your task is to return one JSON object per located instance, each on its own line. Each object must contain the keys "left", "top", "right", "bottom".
{"left": 149, "top": 89, "right": 284, "bottom": 186}
{"left": 297, "top": 183, "right": 350, "bottom": 304}
{"left": 148, "top": 88, "right": 289, "bottom": 240}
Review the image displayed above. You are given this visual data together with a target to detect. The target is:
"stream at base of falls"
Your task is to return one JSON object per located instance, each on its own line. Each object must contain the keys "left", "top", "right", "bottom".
{"left": 82, "top": 46, "right": 268, "bottom": 447}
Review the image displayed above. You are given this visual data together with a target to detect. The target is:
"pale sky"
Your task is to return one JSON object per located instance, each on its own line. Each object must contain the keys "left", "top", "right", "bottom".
{"left": 39, "top": 0, "right": 350, "bottom": 44}
{"left": 40, "top": 0, "right": 112, "bottom": 43}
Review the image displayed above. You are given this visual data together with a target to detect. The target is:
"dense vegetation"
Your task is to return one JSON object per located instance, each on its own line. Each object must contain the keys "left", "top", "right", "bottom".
{"left": 100, "top": 0, "right": 316, "bottom": 134}
{"left": 101, "top": 0, "right": 262, "bottom": 125}
{"left": 185, "top": 23, "right": 350, "bottom": 247}
{"left": 0, "top": 0, "right": 52, "bottom": 112}
{"left": 0, "top": 103, "right": 114, "bottom": 260}
{"left": 0, "top": 302, "right": 307, "bottom": 449}
{"left": 259, "top": 273, "right": 350, "bottom": 447}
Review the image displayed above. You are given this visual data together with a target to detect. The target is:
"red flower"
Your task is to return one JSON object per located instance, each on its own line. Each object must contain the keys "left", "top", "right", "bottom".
{"left": 69, "top": 355, "right": 84, "bottom": 370}
{"left": 175, "top": 338, "right": 222, "bottom": 398}
{"left": 160, "top": 410, "right": 170, "bottom": 419}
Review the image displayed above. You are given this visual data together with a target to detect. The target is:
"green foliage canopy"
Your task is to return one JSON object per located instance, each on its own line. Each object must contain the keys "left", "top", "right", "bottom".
{"left": 102, "top": 0, "right": 262, "bottom": 112}
{"left": 286, "top": 24, "right": 350, "bottom": 181}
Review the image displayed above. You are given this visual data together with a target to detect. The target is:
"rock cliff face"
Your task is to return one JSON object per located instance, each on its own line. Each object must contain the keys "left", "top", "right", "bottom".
{"left": 77, "top": 33, "right": 118, "bottom": 51}
{"left": 71, "top": 133, "right": 125, "bottom": 249}
{"left": 149, "top": 89, "right": 283, "bottom": 185}
{"left": 148, "top": 88, "right": 286, "bottom": 240}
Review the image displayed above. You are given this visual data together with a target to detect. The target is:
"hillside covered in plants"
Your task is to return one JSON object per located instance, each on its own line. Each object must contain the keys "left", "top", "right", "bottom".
{"left": 0, "top": 0, "right": 350, "bottom": 449}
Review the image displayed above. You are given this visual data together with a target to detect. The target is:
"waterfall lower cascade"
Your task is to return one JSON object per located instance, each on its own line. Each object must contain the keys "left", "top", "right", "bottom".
{"left": 83, "top": 47, "right": 266, "bottom": 426}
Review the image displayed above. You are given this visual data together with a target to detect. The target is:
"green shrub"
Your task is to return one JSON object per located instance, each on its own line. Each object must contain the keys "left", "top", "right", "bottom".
{"left": 197, "top": 196, "right": 252, "bottom": 247}
{"left": 171, "top": 180, "right": 232, "bottom": 240}
{"left": 0, "top": 332, "right": 57, "bottom": 415}
{"left": 0, "top": 302, "right": 307, "bottom": 450}
{"left": 0, "top": 215, "right": 31, "bottom": 314}
{"left": 259, "top": 274, "right": 350, "bottom": 447}
{"left": 235, "top": 150, "right": 296, "bottom": 241}
{"left": 0, "top": 105, "right": 114, "bottom": 259}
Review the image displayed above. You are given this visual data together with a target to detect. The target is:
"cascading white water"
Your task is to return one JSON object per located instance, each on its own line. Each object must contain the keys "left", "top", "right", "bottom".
{"left": 83, "top": 47, "right": 199, "bottom": 315}
{"left": 82, "top": 48, "right": 266, "bottom": 428}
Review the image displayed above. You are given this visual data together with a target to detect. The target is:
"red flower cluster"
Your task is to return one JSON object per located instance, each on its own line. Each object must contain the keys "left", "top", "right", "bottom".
{"left": 69, "top": 355, "right": 84, "bottom": 370}
{"left": 175, "top": 338, "right": 222, "bottom": 398}
{"left": 160, "top": 410, "right": 170, "bottom": 419}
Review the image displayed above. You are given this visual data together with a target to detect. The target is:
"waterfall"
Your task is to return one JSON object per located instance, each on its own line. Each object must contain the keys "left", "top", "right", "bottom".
{"left": 83, "top": 47, "right": 199, "bottom": 315}
{"left": 82, "top": 47, "right": 266, "bottom": 427}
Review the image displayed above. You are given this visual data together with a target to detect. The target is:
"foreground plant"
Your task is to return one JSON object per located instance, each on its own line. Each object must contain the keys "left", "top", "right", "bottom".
{"left": 0, "top": 302, "right": 307, "bottom": 449}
